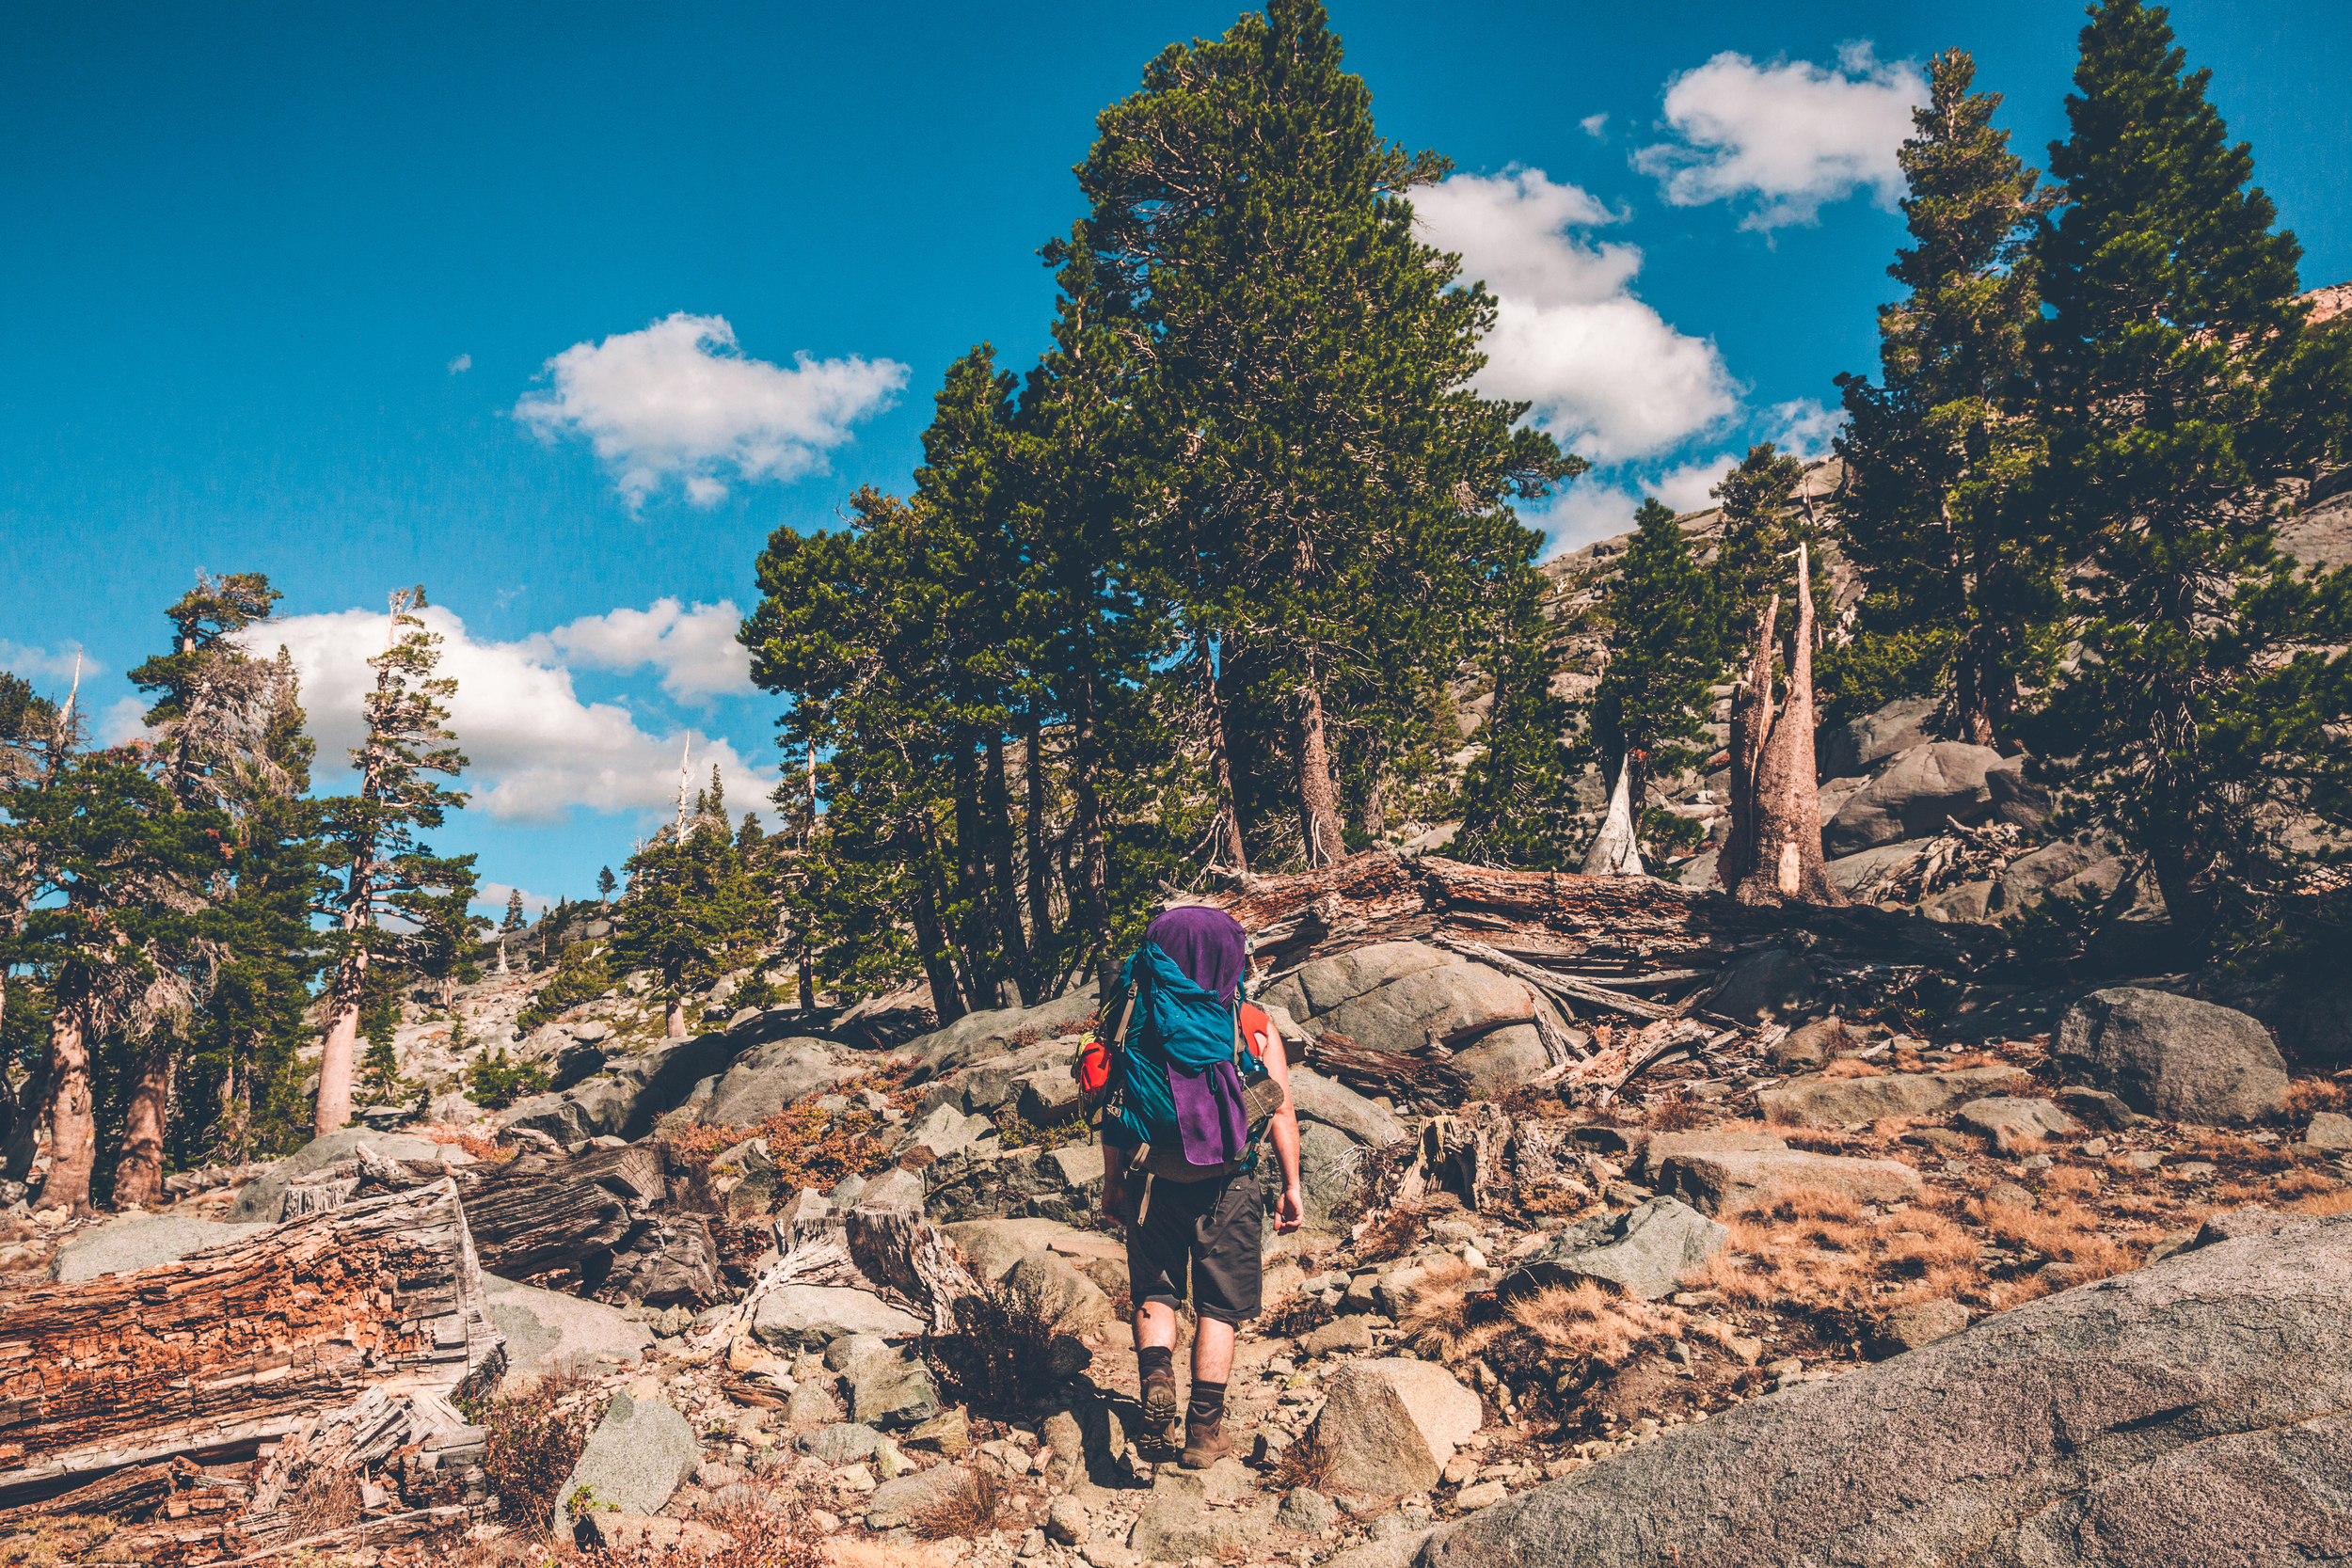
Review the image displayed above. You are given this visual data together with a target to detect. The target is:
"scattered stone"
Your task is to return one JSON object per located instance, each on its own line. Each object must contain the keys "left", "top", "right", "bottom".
{"left": 1756, "top": 1065, "right": 2030, "bottom": 1128}
{"left": 1080, "top": 1543, "right": 1140, "bottom": 1568}
{"left": 1046, "top": 1495, "right": 1090, "bottom": 1545}
{"left": 2168, "top": 1161, "right": 2217, "bottom": 1182}
{"left": 2305, "top": 1112, "right": 2352, "bottom": 1152}
{"left": 750, "top": 1286, "right": 925, "bottom": 1351}
{"left": 1954, "top": 1097, "right": 2083, "bottom": 1153}
{"left": 553, "top": 1392, "right": 700, "bottom": 1538}
{"left": 1985, "top": 1181, "right": 2035, "bottom": 1210}
{"left": 904, "top": 1406, "right": 972, "bottom": 1457}
{"left": 1301, "top": 1316, "right": 1378, "bottom": 1357}
{"left": 1006, "top": 1248, "right": 1117, "bottom": 1334}
{"left": 2080, "top": 1137, "right": 2109, "bottom": 1157}
{"left": 1454, "top": 1480, "right": 1510, "bottom": 1511}
{"left": 1311, "top": 1359, "right": 1483, "bottom": 1496}
{"left": 1496, "top": 1197, "right": 1728, "bottom": 1301}
{"left": 1634, "top": 1129, "right": 1788, "bottom": 1182}
{"left": 1279, "top": 1487, "right": 1338, "bottom": 1534}
{"left": 2055, "top": 988, "right": 2291, "bottom": 1126}
{"left": 866, "top": 1465, "right": 977, "bottom": 1531}
{"left": 2053, "top": 1085, "right": 2148, "bottom": 1129}
{"left": 845, "top": 1344, "right": 942, "bottom": 1429}
{"left": 1767, "top": 1017, "right": 1851, "bottom": 1071}
{"left": 799, "top": 1422, "right": 882, "bottom": 1465}
{"left": 1655, "top": 1148, "right": 1925, "bottom": 1217}
{"left": 484, "top": 1275, "right": 656, "bottom": 1384}
{"left": 1874, "top": 1298, "right": 1970, "bottom": 1354}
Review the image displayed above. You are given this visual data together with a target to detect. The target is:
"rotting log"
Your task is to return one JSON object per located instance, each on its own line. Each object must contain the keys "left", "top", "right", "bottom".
{"left": 0, "top": 1177, "right": 501, "bottom": 1506}
{"left": 1303, "top": 1030, "right": 1472, "bottom": 1106}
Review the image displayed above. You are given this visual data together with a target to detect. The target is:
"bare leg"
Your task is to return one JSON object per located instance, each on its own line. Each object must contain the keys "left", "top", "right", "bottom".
{"left": 1190, "top": 1315, "right": 1234, "bottom": 1384}
{"left": 1134, "top": 1301, "right": 1179, "bottom": 1353}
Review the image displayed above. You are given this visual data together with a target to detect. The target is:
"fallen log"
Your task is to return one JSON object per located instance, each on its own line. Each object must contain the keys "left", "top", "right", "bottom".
{"left": 1434, "top": 937, "right": 1679, "bottom": 1022}
{"left": 1303, "top": 1030, "right": 1473, "bottom": 1106}
{"left": 0, "top": 1177, "right": 501, "bottom": 1506}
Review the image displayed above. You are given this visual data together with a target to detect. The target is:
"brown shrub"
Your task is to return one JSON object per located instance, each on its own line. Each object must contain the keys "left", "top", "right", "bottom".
{"left": 2039, "top": 1164, "right": 2101, "bottom": 1198}
{"left": 2287, "top": 1079, "right": 2349, "bottom": 1118}
{"left": 1271, "top": 1432, "right": 1334, "bottom": 1493}
{"left": 912, "top": 1471, "right": 1003, "bottom": 1541}
{"left": 467, "top": 1370, "right": 601, "bottom": 1532}
{"left": 2269, "top": 1168, "right": 2341, "bottom": 1201}
{"left": 924, "top": 1276, "right": 1069, "bottom": 1418}
{"left": 1354, "top": 1202, "right": 1428, "bottom": 1266}
{"left": 1645, "top": 1096, "right": 1706, "bottom": 1132}
{"left": 1396, "top": 1257, "right": 1497, "bottom": 1361}
{"left": 1817, "top": 1059, "right": 1884, "bottom": 1080}
{"left": 2290, "top": 1188, "right": 2352, "bottom": 1216}
{"left": 1506, "top": 1283, "right": 1687, "bottom": 1366}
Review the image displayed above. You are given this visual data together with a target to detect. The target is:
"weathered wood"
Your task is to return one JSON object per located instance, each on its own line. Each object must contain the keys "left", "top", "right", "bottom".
{"left": 1304, "top": 1031, "right": 1472, "bottom": 1105}
{"left": 455, "top": 1143, "right": 665, "bottom": 1282}
{"left": 840, "top": 1207, "right": 988, "bottom": 1336}
{"left": 1435, "top": 937, "right": 1681, "bottom": 1022}
{"left": 0, "top": 1177, "right": 501, "bottom": 1505}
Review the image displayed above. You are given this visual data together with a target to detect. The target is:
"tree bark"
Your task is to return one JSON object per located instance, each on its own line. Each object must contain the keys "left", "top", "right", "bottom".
{"left": 1731, "top": 546, "right": 1842, "bottom": 907}
{"left": 1, "top": 1055, "right": 45, "bottom": 1186}
{"left": 907, "top": 830, "right": 968, "bottom": 1027}
{"left": 1200, "top": 635, "right": 1250, "bottom": 874}
{"left": 664, "top": 995, "right": 687, "bottom": 1039}
{"left": 1022, "top": 714, "right": 1057, "bottom": 959}
{"left": 983, "top": 730, "right": 1034, "bottom": 1004}
{"left": 33, "top": 995, "right": 94, "bottom": 1213}
{"left": 314, "top": 950, "right": 365, "bottom": 1138}
{"left": 1581, "top": 752, "right": 1645, "bottom": 876}
{"left": 1070, "top": 678, "right": 1108, "bottom": 940}
{"left": 0, "top": 1177, "right": 500, "bottom": 1502}
{"left": 1295, "top": 664, "right": 1345, "bottom": 868}
{"left": 1717, "top": 592, "right": 1779, "bottom": 894}
{"left": 110, "top": 1035, "right": 177, "bottom": 1210}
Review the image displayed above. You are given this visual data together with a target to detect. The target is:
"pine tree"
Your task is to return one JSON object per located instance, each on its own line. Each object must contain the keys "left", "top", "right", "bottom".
{"left": 611, "top": 815, "right": 764, "bottom": 1037}
{"left": 596, "top": 865, "right": 616, "bottom": 905}
{"left": 1061, "top": 0, "right": 1573, "bottom": 866}
{"left": 1454, "top": 572, "right": 1581, "bottom": 869}
{"left": 1834, "top": 50, "right": 2062, "bottom": 748}
{"left": 312, "top": 589, "right": 478, "bottom": 1135}
{"left": 1708, "top": 445, "right": 1808, "bottom": 650}
{"left": 2022, "top": 0, "right": 2352, "bottom": 955}
{"left": 1591, "top": 499, "right": 1724, "bottom": 847}
{"left": 501, "top": 888, "right": 525, "bottom": 933}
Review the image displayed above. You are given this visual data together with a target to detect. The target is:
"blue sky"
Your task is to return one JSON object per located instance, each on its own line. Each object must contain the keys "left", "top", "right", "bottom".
{"left": 4, "top": 0, "right": 2344, "bottom": 913}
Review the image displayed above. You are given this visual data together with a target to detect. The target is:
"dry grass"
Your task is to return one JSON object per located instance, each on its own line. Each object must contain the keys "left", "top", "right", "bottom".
{"left": 1698, "top": 1188, "right": 1982, "bottom": 1313}
{"left": 911, "top": 1472, "right": 1004, "bottom": 1541}
{"left": 1355, "top": 1202, "right": 1430, "bottom": 1266}
{"left": 1507, "top": 1283, "right": 1688, "bottom": 1365}
{"left": 2038, "top": 1164, "right": 2102, "bottom": 1199}
{"left": 1645, "top": 1096, "right": 1707, "bottom": 1131}
{"left": 2290, "top": 1188, "right": 2352, "bottom": 1216}
{"left": 2287, "top": 1079, "right": 2348, "bottom": 1118}
{"left": 1271, "top": 1432, "right": 1334, "bottom": 1493}
{"left": 0, "top": 1517, "right": 117, "bottom": 1568}
{"left": 1817, "top": 1059, "right": 1884, "bottom": 1080}
{"left": 1975, "top": 1199, "right": 2137, "bottom": 1285}
{"left": 1396, "top": 1256, "right": 1486, "bottom": 1358}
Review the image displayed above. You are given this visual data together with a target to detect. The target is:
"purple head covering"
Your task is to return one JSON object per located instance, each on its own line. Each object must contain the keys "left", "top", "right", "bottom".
{"left": 1146, "top": 904, "right": 1248, "bottom": 1001}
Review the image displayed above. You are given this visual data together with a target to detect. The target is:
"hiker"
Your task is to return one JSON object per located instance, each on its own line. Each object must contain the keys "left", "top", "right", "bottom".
{"left": 1096, "top": 904, "right": 1303, "bottom": 1468}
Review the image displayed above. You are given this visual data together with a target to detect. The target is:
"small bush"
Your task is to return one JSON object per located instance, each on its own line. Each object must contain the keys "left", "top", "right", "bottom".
{"left": 1270, "top": 1432, "right": 1333, "bottom": 1493}
{"left": 516, "top": 948, "right": 614, "bottom": 1037}
{"left": 994, "top": 1105, "right": 1087, "bottom": 1150}
{"left": 1645, "top": 1095, "right": 1705, "bottom": 1131}
{"left": 912, "top": 1471, "right": 1003, "bottom": 1541}
{"left": 467, "top": 1372, "right": 600, "bottom": 1531}
{"left": 1354, "top": 1201, "right": 1428, "bottom": 1265}
{"left": 924, "top": 1277, "right": 1069, "bottom": 1418}
{"left": 468, "top": 1048, "right": 553, "bottom": 1111}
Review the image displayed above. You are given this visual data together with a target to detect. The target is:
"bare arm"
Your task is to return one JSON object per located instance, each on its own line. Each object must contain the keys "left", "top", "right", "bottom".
{"left": 1250, "top": 1019, "right": 1305, "bottom": 1232}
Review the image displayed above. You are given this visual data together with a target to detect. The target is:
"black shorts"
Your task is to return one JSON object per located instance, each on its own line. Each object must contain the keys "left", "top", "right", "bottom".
{"left": 1126, "top": 1168, "right": 1263, "bottom": 1324}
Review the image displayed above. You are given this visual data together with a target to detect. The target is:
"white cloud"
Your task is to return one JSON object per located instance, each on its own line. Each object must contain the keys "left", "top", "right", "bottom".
{"left": 532, "top": 597, "right": 754, "bottom": 703}
{"left": 0, "top": 640, "right": 101, "bottom": 689}
{"left": 1634, "top": 42, "right": 1924, "bottom": 230}
{"left": 448, "top": 353, "right": 472, "bottom": 374}
{"left": 1580, "top": 112, "right": 1610, "bottom": 139}
{"left": 251, "top": 604, "right": 774, "bottom": 825}
{"left": 515, "top": 312, "right": 909, "bottom": 508}
{"left": 477, "top": 881, "right": 553, "bottom": 917}
{"left": 1650, "top": 452, "right": 1740, "bottom": 512}
{"left": 1416, "top": 167, "right": 1740, "bottom": 463}
{"left": 1766, "top": 396, "right": 1844, "bottom": 460}
{"left": 98, "top": 696, "right": 151, "bottom": 747}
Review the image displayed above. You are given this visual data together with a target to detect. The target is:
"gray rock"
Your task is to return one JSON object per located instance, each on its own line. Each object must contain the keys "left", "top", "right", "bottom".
{"left": 751, "top": 1286, "right": 925, "bottom": 1352}
{"left": 1983, "top": 754, "right": 2052, "bottom": 829}
{"left": 1278, "top": 1487, "right": 1339, "bottom": 1534}
{"left": 1766, "top": 1016, "right": 1849, "bottom": 1071}
{"left": 1873, "top": 1296, "right": 1970, "bottom": 1354}
{"left": 2054, "top": 1085, "right": 2150, "bottom": 1129}
{"left": 51, "top": 1214, "right": 267, "bottom": 1281}
{"left": 897, "top": 1102, "right": 998, "bottom": 1161}
{"left": 1005, "top": 1249, "right": 1116, "bottom": 1333}
{"left": 1656, "top": 1148, "right": 1925, "bottom": 1217}
{"left": 1917, "top": 879, "right": 1995, "bottom": 925}
{"left": 824, "top": 1333, "right": 893, "bottom": 1374}
{"left": 1288, "top": 1066, "right": 1407, "bottom": 1147}
{"left": 1816, "top": 697, "right": 1937, "bottom": 780}
{"left": 799, "top": 1422, "right": 882, "bottom": 1465}
{"left": 1499, "top": 1197, "right": 1728, "bottom": 1301}
{"left": 1824, "top": 841, "right": 1930, "bottom": 900}
{"left": 1420, "top": 1215, "right": 2352, "bottom": 1568}
{"left": 1823, "top": 741, "right": 2005, "bottom": 856}
{"left": 1296, "top": 1120, "right": 1365, "bottom": 1227}
{"left": 846, "top": 1344, "right": 942, "bottom": 1429}
{"left": 1954, "top": 1096, "right": 2083, "bottom": 1153}
{"left": 1756, "top": 1063, "right": 2031, "bottom": 1128}
{"left": 899, "top": 988, "right": 1103, "bottom": 1078}
{"left": 1704, "top": 949, "right": 1818, "bottom": 1024}
{"left": 1634, "top": 1129, "right": 1789, "bottom": 1183}
{"left": 230, "top": 1129, "right": 447, "bottom": 1221}
{"left": 859, "top": 1167, "right": 928, "bottom": 1209}
{"left": 1452, "top": 1024, "right": 1559, "bottom": 1101}
{"left": 2306, "top": 1112, "right": 2352, "bottom": 1151}
{"left": 2056, "top": 988, "right": 2291, "bottom": 1125}
{"left": 1259, "top": 941, "right": 1456, "bottom": 1022}
{"left": 485, "top": 1275, "right": 654, "bottom": 1383}
{"left": 866, "top": 1465, "right": 977, "bottom": 1530}
{"left": 1130, "top": 1457, "right": 1279, "bottom": 1560}
{"left": 1674, "top": 847, "right": 1721, "bottom": 891}
{"left": 1989, "top": 838, "right": 2107, "bottom": 916}
{"left": 1311, "top": 962, "right": 1562, "bottom": 1061}
{"left": 2265, "top": 973, "right": 2352, "bottom": 1073}
{"left": 1015, "top": 1068, "right": 1083, "bottom": 1126}
{"left": 1046, "top": 1494, "right": 1089, "bottom": 1544}
{"left": 553, "top": 1392, "right": 699, "bottom": 1538}
{"left": 1309, "top": 1358, "right": 1482, "bottom": 1496}
{"left": 700, "top": 1038, "right": 857, "bottom": 1129}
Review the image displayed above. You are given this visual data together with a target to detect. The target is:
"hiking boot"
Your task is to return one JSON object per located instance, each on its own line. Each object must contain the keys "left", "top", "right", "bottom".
{"left": 1180, "top": 1410, "right": 1232, "bottom": 1469}
{"left": 1141, "top": 1365, "right": 1181, "bottom": 1438}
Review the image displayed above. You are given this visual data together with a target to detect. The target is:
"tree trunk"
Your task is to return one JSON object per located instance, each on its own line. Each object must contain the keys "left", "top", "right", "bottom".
{"left": 664, "top": 995, "right": 687, "bottom": 1039}
{"left": 0, "top": 1178, "right": 500, "bottom": 1502}
{"left": 907, "top": 832, "right": 968, "bottom": 1028}
{"left": 1295, "top": 664, "right": 1345, "bottom": 868}
{"left": 797, "top": 951, "right": 816, "bottom": 1012}
{"left": 314, "top": 961, "right": 363, "bottom": 1139}
{"left": 34, "top": 996, "right": 94, "bottom": 1213}
{"left": 1200, "top": 635, "right": 1250, "bottom": 873}
{"left": 983, "top": 731, "right": 1034, "bottom": 1004}
{"left": 1356, "top": 757, "right": 1389, "bottom": 847}
{"left": 1070, "top": 679, "right": 1108, "bottom": 940}
{"left": 1022, "top": 714, "right": 1057, "bottom": 959}
{"left": 1581, "top": 752, "right": 1645, "bottom": 876}
{"left": 1717, "top": 593, "right": 1778, "bottom": 894}
{"left": 1, "top": 1055, "right": 45, "bottom": 1185}
{"left": 1732, "top": 546, "right": 1841, "bottom": 906}
{"left": 110, "top": 1035, "right": 177, "bottom": 1210}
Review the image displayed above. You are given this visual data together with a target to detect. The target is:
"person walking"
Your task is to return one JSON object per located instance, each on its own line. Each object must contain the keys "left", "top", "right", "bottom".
{"left": 1097, "top": 904, "right": 1303, "bottom": 1468}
